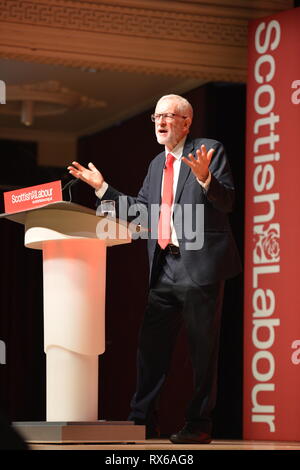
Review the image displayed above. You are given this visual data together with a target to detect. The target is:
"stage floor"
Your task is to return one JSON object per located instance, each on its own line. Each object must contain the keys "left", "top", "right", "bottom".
{"left": 30, "top": 439, "right": 300, "bottom": 450}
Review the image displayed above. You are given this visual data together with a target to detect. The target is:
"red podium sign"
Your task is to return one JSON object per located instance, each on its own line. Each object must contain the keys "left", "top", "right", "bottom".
{"left": 244, "top": 8, "right": 300, "bottom": 440}
{"left": 4, "top": 180, "right": 62, "bottom": 214}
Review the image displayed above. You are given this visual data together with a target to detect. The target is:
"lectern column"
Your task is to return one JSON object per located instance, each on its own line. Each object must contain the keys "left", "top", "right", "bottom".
{"left": 42, "top": 238, "right": 106, "bottom": 422}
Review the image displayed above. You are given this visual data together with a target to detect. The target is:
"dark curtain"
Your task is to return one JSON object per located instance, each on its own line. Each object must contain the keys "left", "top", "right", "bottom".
{"left": 204, "top": 83, "right": 245, "bottom": 438}
{"left": 0, "top": 219, "right": 45, "bottom": 421}
{"left": 0, "top": 140, "right": 66, "bottom": 428}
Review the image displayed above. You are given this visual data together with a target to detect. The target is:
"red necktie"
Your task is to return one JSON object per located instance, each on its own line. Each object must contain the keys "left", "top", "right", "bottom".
{"left": 158, "top": 153, "right": 175, "bottom": 249}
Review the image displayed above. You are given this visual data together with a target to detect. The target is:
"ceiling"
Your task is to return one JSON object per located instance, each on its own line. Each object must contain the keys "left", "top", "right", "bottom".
{"left": 0, "top": 58, "right": 204, "bottom": 139}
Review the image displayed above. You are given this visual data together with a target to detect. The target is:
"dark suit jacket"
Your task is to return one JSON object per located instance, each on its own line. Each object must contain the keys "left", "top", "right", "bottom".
{"left": 98, "top": 137, "right": 241, "bottom": 286}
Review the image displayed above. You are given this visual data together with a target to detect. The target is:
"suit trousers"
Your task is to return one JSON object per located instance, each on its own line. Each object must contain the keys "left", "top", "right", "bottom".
{"left": 129, "top": 247, "right": 225, "bottom": 434}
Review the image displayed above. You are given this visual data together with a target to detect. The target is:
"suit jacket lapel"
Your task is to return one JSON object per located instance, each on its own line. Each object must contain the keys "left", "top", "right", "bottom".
{"left": 152, "top": 150, "right": 165, "bottom": 205}
{"left": 174, "top": 138, "right": 194, "bottom": 203}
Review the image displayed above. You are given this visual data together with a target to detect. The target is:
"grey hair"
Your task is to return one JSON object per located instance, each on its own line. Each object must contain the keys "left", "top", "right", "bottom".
{"left": 156, "top": 94, "right": 193, "bottom": 120}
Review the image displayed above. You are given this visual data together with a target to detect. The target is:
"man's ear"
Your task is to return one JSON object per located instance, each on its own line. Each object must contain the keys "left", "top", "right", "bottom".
{"left": 185, "top": 117, "right": 192, "bottom": 132}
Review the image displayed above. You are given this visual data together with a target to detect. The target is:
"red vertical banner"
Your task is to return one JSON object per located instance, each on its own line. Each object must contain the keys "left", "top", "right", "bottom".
{"left": 244, "top": 7, "right": 300, "bottom": 440}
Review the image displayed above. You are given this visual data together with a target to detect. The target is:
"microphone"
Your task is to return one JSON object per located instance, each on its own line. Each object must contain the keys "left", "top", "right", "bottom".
{"left": 62, "top": 177, "right": 80, "bottom": 202}
{"left": 62, "top": 177, "right": 79, "bottom": 192}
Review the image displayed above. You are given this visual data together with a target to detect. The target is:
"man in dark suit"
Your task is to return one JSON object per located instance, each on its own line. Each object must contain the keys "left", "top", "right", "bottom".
{"left": 68, "top": 94, "right": 241, "bottom": 443}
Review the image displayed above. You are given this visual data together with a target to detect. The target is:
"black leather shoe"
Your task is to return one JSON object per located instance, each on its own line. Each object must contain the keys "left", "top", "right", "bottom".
{"left": 169, "top": 426, "right": 211, "bottom": 444}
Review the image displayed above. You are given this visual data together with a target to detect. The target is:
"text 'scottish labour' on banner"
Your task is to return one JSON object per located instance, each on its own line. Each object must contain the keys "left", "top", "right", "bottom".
{"left": 244, "top": 7, "right": 300, "bottom": 440}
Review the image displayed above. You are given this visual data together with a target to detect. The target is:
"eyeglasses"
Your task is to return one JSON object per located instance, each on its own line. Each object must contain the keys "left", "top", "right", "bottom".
{"left": 151, "top": 113, "right": 187, "bottom": 122}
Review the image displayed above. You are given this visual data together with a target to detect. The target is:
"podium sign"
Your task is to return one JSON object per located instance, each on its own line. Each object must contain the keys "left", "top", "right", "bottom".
{"left": 244, "top": 8, "right": 300, "bottom": 440}
{"left": 4, "top": 181, "right": 62, "bottom": 214}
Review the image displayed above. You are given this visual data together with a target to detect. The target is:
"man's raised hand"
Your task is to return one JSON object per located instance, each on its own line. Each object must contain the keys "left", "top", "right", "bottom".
{"left": 67, "top": 161, "right": 104, "bottom": 191}
{"left": 182, "top": 145, "right": 214, "bottom": 183}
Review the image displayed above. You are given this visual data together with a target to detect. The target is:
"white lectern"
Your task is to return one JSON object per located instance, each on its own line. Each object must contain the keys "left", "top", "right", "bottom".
{"left": 1, "top": 201, "right": 145, "bottom": 443}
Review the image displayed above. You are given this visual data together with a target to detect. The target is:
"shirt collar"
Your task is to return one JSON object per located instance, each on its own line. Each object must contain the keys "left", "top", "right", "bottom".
{"left": 165, "top": 136, "right": 187, "bottom": 161}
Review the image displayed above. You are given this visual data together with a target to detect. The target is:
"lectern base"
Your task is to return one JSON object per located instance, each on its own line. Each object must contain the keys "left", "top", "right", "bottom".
{"left": 13, "top": 421, "right": 146, "bottom": 443}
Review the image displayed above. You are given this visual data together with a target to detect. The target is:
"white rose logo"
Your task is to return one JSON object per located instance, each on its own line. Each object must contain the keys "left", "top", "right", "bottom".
{"left": 253, "top": 223, "right": 280, "bottom": 264}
